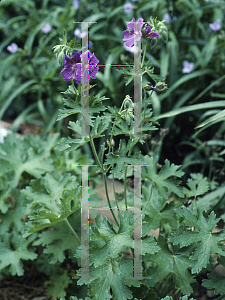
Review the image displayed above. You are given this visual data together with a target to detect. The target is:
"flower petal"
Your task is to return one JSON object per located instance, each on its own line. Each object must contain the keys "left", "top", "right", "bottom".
{"left": 74, "top": 63, "right": 82, "bottom": 83}
{"left": 147, "top": 32, "right": 160, "bottom": 38}
{"left": 72, "top": 51, "right": 82, "bottom": 63}
{"left": 63, "top": 55, "right": 73, "bottom": 67}
{"left": 125, "top": 37, "right": 135, "bottom": 47}
{"left": 123, "top": 30, "right": 131, "bottom": 40}
{"left": 90, "top": 66, "right": 99, "bottom": 79}
{"left": 80, "top": 50, "right": 90, "bottom": 65}
{"left": 90, "top": 52, "right": 99, "bottom": 65}
{"left": 60, "top": 68, "right": 74, "bottom": 81}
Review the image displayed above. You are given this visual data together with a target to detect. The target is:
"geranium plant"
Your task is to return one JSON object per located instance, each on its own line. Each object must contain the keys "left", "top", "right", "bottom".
{"left": 0, "top": 15, "right": 224, "bottom": 300}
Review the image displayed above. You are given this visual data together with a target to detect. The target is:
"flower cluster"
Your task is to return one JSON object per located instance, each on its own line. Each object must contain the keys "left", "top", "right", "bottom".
{"left": 122, "top": 18, "right": 159, "bottom": 47}
{"left": 60, "top": 50, "right": 99, "bottom": 83}
{"left": 60, "top": 17, "right": 161, "bottom": 84}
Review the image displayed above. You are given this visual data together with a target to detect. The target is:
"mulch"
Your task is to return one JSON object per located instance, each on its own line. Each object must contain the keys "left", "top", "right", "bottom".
{"left": 0, "top": 265, "right": 51, "bottom": 300}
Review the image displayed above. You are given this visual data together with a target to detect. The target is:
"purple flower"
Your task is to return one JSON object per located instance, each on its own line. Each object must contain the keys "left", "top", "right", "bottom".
{"left": 163, "top": 13, "right": 171, "bottom": 24}
{"left": 80, "top": 50, "right": 99, "bottom": 83}
{"left": 130, "top": 0, "right": 137, "bottom": 1}
{"left": 124, "top": 3, "right": 132, "bottom": 14}
{"left": 182, "top": 60, "right": 194, "bottom": 74}
{"left": 209, "top": 19, "right": 221, "bottom": 31}
{"left": 123, "top": 18, "right": 144, "bottom": 47}
{"left": 72, "top": 0, "right": 79, "bottom": 9}
{"left": 74, "top": 28, "right": 87, "bottom": 38}
{"left": 7, "top": 43, "right": 18, "bottom": 53}
{"left": 42, "top": 23, "right": 51, "bottom": 33}
{"left": 145, "top": 25, "right": 160, "bottom": 39}
{"left": 60, "top": 52, "right": 82, "bottom": 82}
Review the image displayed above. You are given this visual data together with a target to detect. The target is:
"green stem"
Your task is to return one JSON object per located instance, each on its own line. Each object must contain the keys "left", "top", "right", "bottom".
{"left": 65, "top": 217, "right": 81, "bottom": 245}
{"left": 113, "top": 173, "right": 120, "bottom": 211}
{"left": 88, "top": 126, "right": 104, "bottom": 173}
{"left": 103, "top": 173, "right": 119, "bottom": 227}
{"left": 141, "top": 40, "right": 148, "bottom": 69}
{"left": 124, "top": 147, "right": 133, "bottom": 210}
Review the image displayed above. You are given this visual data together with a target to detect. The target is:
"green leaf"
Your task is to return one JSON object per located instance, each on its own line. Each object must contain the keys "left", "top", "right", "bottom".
{"left": 145, "top": 237, "right": 195, "bottom": 296}
{"left": 202, "top": 272, "right": 225, "bottom": 296}
{"left": 22, "top": 172, "right": 81, "bottom": 235}
{"left": 183, "top": 173, "right": 209, "bottom": 198}
{"left": 142, "top": 156, "right": 184, "bottom": 199}
{"left": 33, "top": 222, "right": 80, "bottom": 264}
{"left": 0, "top": 232, "right": 37, "bottom": 276}
{"left": 169, "top": 207, "right": 225, "bottom": 273}
{"left": 142, "top": 188, "right": 180, "bottom": 233}
{"left": 77, "top": 259, "right": 140, "bottom": 300}
{"left": 75, "top": 211, "right": 159, "bottom": 300}
{"left": 0, "top": 189, "right": 31, "bottom": 234}
{"left": 0, "top": 133, "right": 58, "bottom": 188}
{"left": 105, "top": 139, "right": 146, "bottom": 180}
{"left": 45, "top": 269, "right": 72, "bottom": 300}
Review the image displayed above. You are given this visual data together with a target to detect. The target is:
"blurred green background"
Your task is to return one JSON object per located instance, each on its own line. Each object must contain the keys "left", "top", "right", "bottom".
{"left": 0, "top": 0, "right": 225, "bottom": 184}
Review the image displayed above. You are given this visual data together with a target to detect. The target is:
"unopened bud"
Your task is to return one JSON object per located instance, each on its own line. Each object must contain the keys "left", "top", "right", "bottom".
{"left": 106, "top": 139, "right": 114, "bottom": 146}
{"left": 155, "top": 81, "right": 168, "bottom": 91}
{"left": 161, "top": 30, "right": 168, "bottom": 42}
{"left": 126, "top": 115, "right": 131, "bottom": 125}
{"left": 143, "top": 82, "right": 156, "bottom": 91}
{"left": 57, "top": 51, "right": 65, "bottom": 64}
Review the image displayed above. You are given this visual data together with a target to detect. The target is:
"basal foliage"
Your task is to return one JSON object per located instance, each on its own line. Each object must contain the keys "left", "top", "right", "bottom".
{"left": 0, "top": 7, "right": 225, "bottom": 300}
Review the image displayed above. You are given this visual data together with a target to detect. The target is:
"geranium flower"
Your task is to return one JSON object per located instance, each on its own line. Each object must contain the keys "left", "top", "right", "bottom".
{"left": 7, "top": 43, "right": 18, "bottom": 53}
{"left": 60, "top": 52, "right": 82, "bottom": 82}
{"left": 42, "top": 23, "right": 51, "bottom": 33}
{"left": 209, "top": 19, "right": 221, "bottom": 31}
{"left": 122, "top": 18, "right": 144, "bottom": 47}
{"left": 145, "top": 25, "right": 160, "bottom": 39}
{"left": 74, "top": 28, "right": 87, "bottom": 38}
{"left": 182, "top": 60, "right": 194, "bottom": 73}
{"left": 80, "top": 50, "right": 99, "bottom": 83}
{"left": 163, "top": 13, "right": 171, "bottom": 24}
{"left": 124, "top": 3, "right": 132, "bottom": 14}
{"left": 72, "top": 0, "right": 79, "bottom": 9}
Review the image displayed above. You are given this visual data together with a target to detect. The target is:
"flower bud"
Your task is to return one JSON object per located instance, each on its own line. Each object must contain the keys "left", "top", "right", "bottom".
{"left": 142, "top": 26, "right": 146, "bottom": 38}
{"left": 155, "top": 81, "right": 168, "bottom": 91}
{"left": 57, "top": 51, "right": 65, "bottom": 64}
{"left": 143, "top": 82, "right": 156, "bottom": 91}
{"left": 161, "top": 30, "right": 168, "bottom": 42}
{"left": 150, "top": 37, "right": 157, "bottom": 48}
{"left": 126, "top": 115, "right": 131, "bottom": 125}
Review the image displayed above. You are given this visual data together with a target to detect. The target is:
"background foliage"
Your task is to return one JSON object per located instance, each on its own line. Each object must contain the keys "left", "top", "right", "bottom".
{"left": 0, "top": 0, "right": 225, "bottom": 299}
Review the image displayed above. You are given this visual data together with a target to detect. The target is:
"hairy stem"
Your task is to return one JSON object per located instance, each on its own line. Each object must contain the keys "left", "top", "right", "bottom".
{"left": 65, "top": 217, "right": 81, "bottom": 245}
{"left": 103, "top": 173, "right": 119, "bottom": 227}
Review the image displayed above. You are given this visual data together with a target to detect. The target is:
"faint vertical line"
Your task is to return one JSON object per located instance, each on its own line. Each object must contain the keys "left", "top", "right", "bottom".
{"left": 81, "top": 165, "right": 89, "bottom": 278}
{"left": 81, "top": 22, "right": 89, "bottom": 137}
{"left": 134, "top": 21, "right": 142, "bottom": 136}
{"left": 133, "top": 165, "right": 142, "bottom": 279}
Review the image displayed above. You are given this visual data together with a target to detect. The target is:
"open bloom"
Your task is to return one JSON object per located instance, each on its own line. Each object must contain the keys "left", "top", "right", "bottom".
{"left": 209, "top": 19, "right": 221, "bottom": 31}
{"left": 80, "top": 50, "right": 99, "bottom": 83}
{"left": 7, "top": 43, "right": 18, "bottom": 53}
{"left": 163, "top": 13, "right": 171, "bottom": 24}
{"left": 123, "top": 18, "right": 144, "bottom": 47}
{"left": 42, "top": 23, "right": 51, "bottom": 33}
{"left": 74, "top": 28, "right": 87, "bottom": 38}
{"left": 145, "top": 25, "right": 160, "bottom": 39}
{"left": 182, "top": 60, "right": 194, "bottom": 73}
{"left": 124, "top": 3, "right": 132, "bottom": 14}
{"left": 72, "top": 0, "right": 79, "bottom": 9}
{"left": 60, "top": 52, "right": 82, "bottom": 82}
